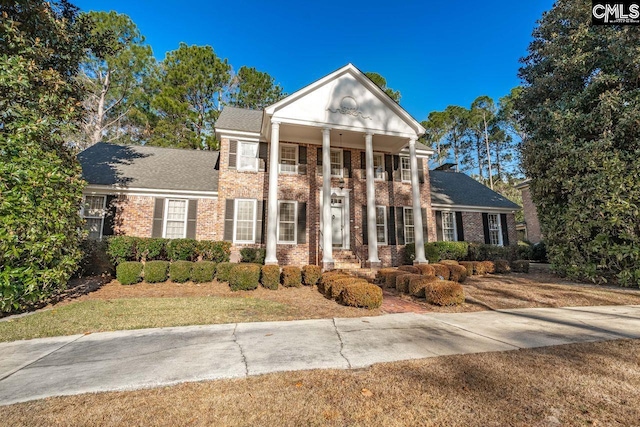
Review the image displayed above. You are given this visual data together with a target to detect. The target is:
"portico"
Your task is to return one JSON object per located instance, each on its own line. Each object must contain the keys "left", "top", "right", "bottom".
{"left": 261, "top": 64, "right": 432, "bottom": 269}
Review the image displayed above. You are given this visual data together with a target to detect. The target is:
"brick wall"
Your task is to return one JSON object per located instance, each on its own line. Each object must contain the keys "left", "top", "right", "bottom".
{"left": 520, "top": 186, "right": 542, "bottom": 243}
{"left": 113, "top": 195, "right": 154, "bottom": 237}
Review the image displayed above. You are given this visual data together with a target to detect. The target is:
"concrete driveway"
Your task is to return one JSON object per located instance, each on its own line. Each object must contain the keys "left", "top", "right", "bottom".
{"left": 1, "top": 304, "right": 640, "bottom": 406}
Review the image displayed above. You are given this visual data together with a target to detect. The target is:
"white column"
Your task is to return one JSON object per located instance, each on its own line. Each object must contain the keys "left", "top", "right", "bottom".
{"left": 264, "top": 121, "right": 280, "bottom": 265}
{"left": 321, "top": 127, "right": 333, "bottom": 265}
{"left": 409, "top": 137, "right": 427, "bottom": 263}
{"left": 364, "top": 132, "right": 380, "bottom": 265}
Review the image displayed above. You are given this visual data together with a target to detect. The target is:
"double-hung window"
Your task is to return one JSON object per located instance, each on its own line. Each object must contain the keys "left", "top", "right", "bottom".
{"left": 164, "top": 199, "right": 188, "bottom": 239}
{"left": 277, "top": 201, "right": 297, "bottom": 243}
{"left": 442, "top": 211, "right": 457, "bottom": 242}
{"left": 234, "top": 199, "right": 256, "bottom": 243}
{"left": 330, "top": 149, "right": 343, "bottom": 177}
{"left": 82, "top": 195, "right": 106, "bottom": 240}
{"left": 279, "top": 144, "right": 297, "bottom": 174}
{"left": 400, "top": 157, "right": 411, "bottom": 182}
{"left": 373, "top": 153, "right": 385, "bottom": 180}
{"left": 488, "top": 213, "right": 502, "bottom": 246}
{"left": 376, "top": 206, "right": 387, "bottom": 245}
{"left": 238, "top": 141, "right": 259, "bottom": 171}
{"left": 404, "top": 207, "right": 415, "bottom": 244}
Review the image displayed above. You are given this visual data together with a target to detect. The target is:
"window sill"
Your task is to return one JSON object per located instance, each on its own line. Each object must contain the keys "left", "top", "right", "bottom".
{"left": 277, "top": 241, "right": 297, "bottom": 245}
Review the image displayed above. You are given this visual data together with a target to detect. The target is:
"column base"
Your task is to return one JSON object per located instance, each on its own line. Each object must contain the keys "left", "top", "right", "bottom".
{"left": 264, "top": 260, "right": 279, "bottom": 266}
{"left": 366, "top": 261, "right": 382, "bottom": 269}
{"left": 413, "top": 260, "right": 429, "bottom": 265}
{"left": 322, "top": 261, "right": 335, "bottom": 271}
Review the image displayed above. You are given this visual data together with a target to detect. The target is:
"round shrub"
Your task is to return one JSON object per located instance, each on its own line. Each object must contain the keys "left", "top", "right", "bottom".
{"left": 136, "top": 238, "right": 165, "bottom": 262}
{"left": 281, "top": 266, "right": 302, "bottom": 287}
{"left": 385, "top": 271, "right": 406, "bottom": 288}
{"left": 170, "top": 261, "right": 193, "bottom": 283}
{"left": 396, "top": 273, "right": 423, "bottom": 293}
{"left": 328, "top": 277, "right": 368, "bottom": 300}
{"left": 440, "top": 260, "right": 459, "bottom": 266}
{"left": 398, "top": 265, "right": 420, "bottom": 274}
{"left": 229, "top": 263, "right": 261, "bottom": 291}
{"left": 261, "top": 265, "right": 280, "bottom": 290}
{"left": 144, "top": 260, "right": 169, "bottom": 283}
{"left": 473, "top": 261, "right": 487, "bottom": 275}
{"left": 192, "top": 261, "right": 217, "bottom": 283}
{"left": 425, "top": 280, "right": 465, "bottom": 306}
{"left": 116, "top": 261, "right": 143, "bottom": 285}
{"left": 409, "top": 276, "right": 438, "bottom": 298}
{"left": 459, "top": 261, "right": 474, "bottom": 277}
{"left": 415, "top": 264, "right": 435, "bottom": 276}
{"left": 319, "top": 273, "right": 351, "bottom": 295}
{"left": 449, "top": 264, "right": 468, "bottom": 283}
{"left": 340, "top": 283, "right": 383, "bottom": 309}
{"left": 166, "top": 239, "right": 198, "bottom": 262}
{"left": 302, "top": 265, "right": 322, "bottom": 286}
{"left": 481, "top": 261, "right": 496, "bottom": 274}
{"left": 511, "top": 260, "right": 530, "bottom": 273}
{"left": 376, "top": 268, "right": 398, "bottom": 285}
{"left": 216, "top": 262, "right": 234, "bottom": 283}
{"left": 494, "top": 259, "right": 511, "bottom": 274}
{"left": 431, "top": 264, "right": 451, "bottom": 280}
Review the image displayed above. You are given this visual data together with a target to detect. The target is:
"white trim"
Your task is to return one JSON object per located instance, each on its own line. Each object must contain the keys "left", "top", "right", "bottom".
{"left": 276, "top": 200, "right": 297, "bottom": 244}
{"left": 267, "top": 117, "right": 420, "bottom": 139}
{"left": 431, "top": 203, "right": 517, "bottom": 214}
{"left": 216, "top": 129, "right": 264, "bottom": 141}
{"left": 81, "top": 195, "right": 106, "bottom": 240}
{"left": 233, "top": 199, "right": 257, "bottom": 244}
{"left": 399, "top": 146, "right": 436, "bottom": 158}
{"left": 376, "top": 205, "right": 388, "bottom": 246}
{"left": 330, "top": 148, "right": 343, "bottom": 178}
{"left": 403, "top": 206, "right": 415, "bottom": 244}
{"left": 162, "top": 198, "right": 188, "bottom": 239}
{"left": 278, "top": 143, "right": 299, "bottom": 174}
{"left": 400, "top": 156, "right": 411, "bottom": 183}
{"left": 83, "top": 185, "right": 218, "bottom": 200}
{"left": 237, "top": 140, "right": 259, "bottom": 172}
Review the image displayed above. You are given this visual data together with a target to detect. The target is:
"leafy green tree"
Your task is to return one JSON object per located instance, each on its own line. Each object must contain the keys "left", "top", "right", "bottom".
{"left": 365, "top": 72, "right": 401, "bottom": 103}
{"left": 0, "top": 0, "right": 88, "bottom": 312}
{"left": 149, "top": 43, "right": 230, "bottom": 150}
{"left": 422, "top": 106, "right": 470, "bottom": 170}
{"left": 77, "top": 11, "right": 155, "bottom": 148}
{"left": 229, "top": 66, "right": 286, "bottom": 109}
{"left": 517, "top": 0, "right": 640, "bottom": 285}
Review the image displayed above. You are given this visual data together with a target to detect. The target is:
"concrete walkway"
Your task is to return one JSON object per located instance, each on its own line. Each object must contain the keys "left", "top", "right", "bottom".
{"left": 2, "top": 304, "right": 640, "bottom": 406}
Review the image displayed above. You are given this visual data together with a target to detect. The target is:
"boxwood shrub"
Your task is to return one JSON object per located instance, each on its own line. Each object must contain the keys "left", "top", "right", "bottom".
{"left": 424, "top": 280, "right": 465, "bottom": 306}
{"left": 511, "top": 260, "right": 530, "bottom": 273}
{"left": 281, "top": 266, "right": 302, "bottom": 287}
{"left": 408, "top": 275, "right": 438, "bottom": 297}
{"left": 166, "top": 239, "right": 198, "bottom": 262}
{"left": 448, "top": 264, "right": 468, "bottom": 283}
{"left": 229, "top": 264, "right": 261, "bottom": 291}
{"left": 340, "top": 283, "right": 383, "bottom": 309}
{"left": 328, "top": 277, "right": 368, "bottom": 300}
{"left": 240, "top": 248, "right": 266, "bottom": 264}
{"left": 170, "top": 261, "right": 193, "bottom": 283}
{"left": 197, "top": 241, "right": 231, "bottom": 263}
{"left": 191, "top": 261, "right": 216, "bottom": 283}
{"left": 136, "top": 238, "right": 165, "bottom": 262}
{"left": 404, "top": 242, "right": 469, "bottom": 264}
{"left": 415, "top": 264, "right": 435, "bottom": 276}
{"left": 261, "top": 265, "right": 280, "bottom": 290}
{"left": 116, "top": 261, "right": 143, "bottom": 285}
{"left": 216, "top": 262, "right": 234, "bottom": 282}
{"left": 302, "top": 265, "right": 322, "bottom": 286}
{"left": 431, "top": 264, "right": 451, "bottom": 280}
{"left": 144, "top": 261, "right": 169, "bottom": 283}
{"left": 398, "top": 274, "right": 426, "bottom": 294}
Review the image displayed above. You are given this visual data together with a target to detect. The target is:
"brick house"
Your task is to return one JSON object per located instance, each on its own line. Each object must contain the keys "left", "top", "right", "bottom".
{"left": 79, "top": 64, "right": 519, "bottom": 269}
{"left": 515, "top": 179, "right": 542, "bottom": 243}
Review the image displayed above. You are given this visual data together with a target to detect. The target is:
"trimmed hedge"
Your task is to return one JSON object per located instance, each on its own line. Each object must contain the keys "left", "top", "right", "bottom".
{"left": 319, "top": 273, "right": 352, "bottom": 297}
{"left": 136, "top": 238, "right": 165, "bottom": 262}
{"left": 473, "top": 261, "right": 487, "bottom": 275}
{"left": 261, "top": 265, "right": 280, "bottom": 290}
{"left": 302, "top": 265, "right": 322, "bottom": 286}
{"left": 494, "top": 259, "right": 511, "bottom": 274}
{"left": 425, "top": 280, "right": 465, "bottom": 306}
{"left": 440, "top": 260, "right": 459, "bottom": 266}
{"left": 467, "top": 243, "right": 517, "bottom": 262}
{"left": 166, "top": 239, "right": 198, "bottom": 262}
{"left": 106, "top": 237, "right": 230, "bottom": 264}
{"left": 144, "top": 261, "right": 169, "bottom": 283}
{"left": 396, "top": 273, "right": 422, "bottom": 294}
{"left": 240, "top": 248, "right": 266, "bottom": 264}
{"left": 192, "top": 261, "right": 216, "bottom": 283}
{"left": 197, "top": 241, "right": 231, "bottom": 263}
{"left": 229, "top": 263, "right": 261, "bottom": 291}
{"left": 341, "top": 283, "right": 383, "bottom": 309}
{"left": 376, "top": 268, "right": 398, "bottom": 285}
{"left": 281, "top": 266, "right": 302, "bottom": 287}
{"left": 409, "top": 276, "right": 438, "bottom": 298}
{"left": 406, "top": 242, "right": 470, "bottom": 264}
{"left": 116, "top": 261, "right": 143, "bottom": 285}
{"left": 170, "top": 261, "right": 193, "bottom": 283}
{"left": 511, "top": 260, "right": 530, "bottom": 273}
{"left": 431, "top": 264, "right": 451, "bottom": 280}
{"left": 481, "top": 261, "right": 496, "bottom": 274}
{"left": 107, "top": 236, "right": 138, "bottom": 265}
{"left": 216, "top": 262, "right": 234, "bottom": 282}
{"left": 385, "top": 271, "right": 406, "bottom": 288}
{"left": 328, "top": 277, "right": 367, "bottom": 300}
{"left": 449, "top": 264, "right": 468, "bottom": 283}
{"left": 459, "top": 261, "right": 474, "bottom": 277}
{"left": 398, "top": 265, "right": 420, "bottom": 274}
{"left": 415, "top": 264, "right": 435, "bottom": 277}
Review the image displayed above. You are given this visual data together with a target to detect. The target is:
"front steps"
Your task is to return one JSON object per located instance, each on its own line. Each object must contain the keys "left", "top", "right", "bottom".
{"left": 332, "top": 249, "right": 361, "bottom": 270}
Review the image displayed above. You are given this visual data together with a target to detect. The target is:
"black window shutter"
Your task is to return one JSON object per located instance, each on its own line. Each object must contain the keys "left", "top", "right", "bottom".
{"left": 361, "top": 205, "right": 368, "bottom": 245}
{"left": 343, "top": 150, "right": 351, "bottom": 178}
{"left": 186, "top": 200, "right": 198, "bottom": 239}
{"left": 298, "top": 146, "right": 307, "bottom": 175}
{"left": 316, "top": 147, "right": 322, "bottom": 165}
{"left": 258, "top": 142, "right": 268, "bottom": 172}
{"left": 393, "top": 155, "right": 401, "bottom": 182}
{"left": 396, "top": 207, "right": 405, "bottom": 245}
{"left": 455, "top": 212, "right": 465, "bottom": 241}
{"left": 482, "top": 213, "right": 490, "bottom": 244}
{"left": 385, "top": 154, "right": 393, "bottom": 182}
{"left": 436, "top": 211, "right": 443, "bottom": 241}
{"left": 151, "top": 198, "right": 165, "bottom": 238}
{"left": 500, "top": 213, "right": 509, "bottom": 246}
{"left": 387, "top": 206, "right": 396, "bottom": 245}
{"left": 228, "top": 140, "right": 237, "bottom": 169}
{"left": 223, "top": 199, "right": 235, "bottom": 242}
{"left": 422, "top": 208, "right": 429, "bottom": 243}
{"left": 256, "top": 200, "right": 265, "bottom": 243}
{"left": 360, "top": 152, "right": 366, "bottom": 171}
{"left": 102, "top": 195, "right": 117, "bottom": 237}
{"left": 297, "top": 202, "right": 307, "bottom": 244}
{"left": 417, "top": 158, "right": 424, "bottom": 183}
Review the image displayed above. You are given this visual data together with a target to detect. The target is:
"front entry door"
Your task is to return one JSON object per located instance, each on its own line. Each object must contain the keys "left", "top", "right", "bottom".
{"left": 331, "top": 197, "right": 344, "bottom": 248}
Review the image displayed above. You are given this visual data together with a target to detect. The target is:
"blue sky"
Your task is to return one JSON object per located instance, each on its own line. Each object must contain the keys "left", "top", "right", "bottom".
{"left": 74, "top": 0, "right": 554, "bottom": 122}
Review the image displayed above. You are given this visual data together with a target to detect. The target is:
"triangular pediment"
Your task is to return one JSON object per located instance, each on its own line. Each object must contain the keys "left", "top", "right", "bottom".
{"left": 264, "top": 64, "right": 424, "bottom": 138}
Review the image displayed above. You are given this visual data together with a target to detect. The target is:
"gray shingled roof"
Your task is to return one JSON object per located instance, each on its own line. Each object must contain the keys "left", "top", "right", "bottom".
{"left": 430, "top": 170, "right": 520, "bottom": 210}
{"left": 79, "top": 143, "right": 219, "bottom": 192}
{"left": 215, "top": 106, "right": 263, "bottom": 132}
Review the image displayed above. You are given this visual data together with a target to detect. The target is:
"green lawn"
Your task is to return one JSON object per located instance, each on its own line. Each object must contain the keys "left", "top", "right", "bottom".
{"left": 0, "top": 297, "right": 294, "bottom": 342}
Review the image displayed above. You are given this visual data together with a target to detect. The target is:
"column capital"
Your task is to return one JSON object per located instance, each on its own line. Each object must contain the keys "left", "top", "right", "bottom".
{"left": 364, "top": 131, "right": 374, "bottom": 137}
{"left": 321, "top": 127, "right": 331, "bottom": 136}
{"left": 271, "top": 120, "right": 281, "bottom": 127}
{"left": 408, "top": 137, "right": 417, "bottom": 145}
